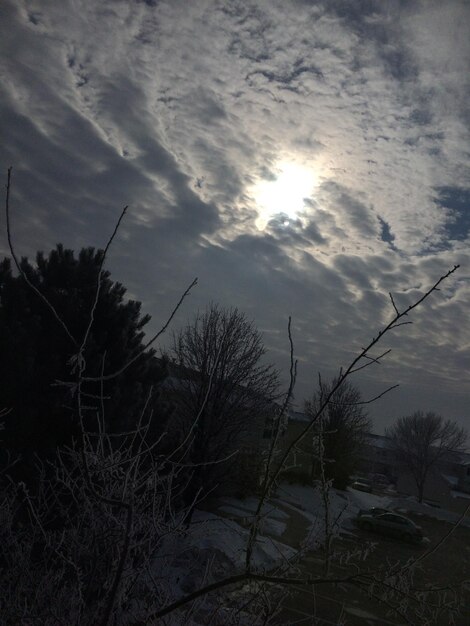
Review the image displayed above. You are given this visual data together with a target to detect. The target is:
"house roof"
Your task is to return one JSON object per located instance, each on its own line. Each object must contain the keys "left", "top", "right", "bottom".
{"left": 287, "top": 409, "right": 312, "bottom": 423}
{"left": 364, "top": 433, "right": 394, "bottom": 449}
{"left": 364, "top": 433, "right": 470, "bottom": 464}
{"left": 452, "top": 451, "right": 470, "bottom": 465}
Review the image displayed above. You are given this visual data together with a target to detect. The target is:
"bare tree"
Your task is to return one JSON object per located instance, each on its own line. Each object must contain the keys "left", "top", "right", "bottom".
{"left": 386, "top": 411, "right": 467, "bottom": 503}
{"left": 305, "top": 377, "right": 371, "bottom": 489}
{"left": 170, "top": 303, "right": 280, "bottom": 518}
{"left": 4, "top": 168, "right": 469, "bottom": 625}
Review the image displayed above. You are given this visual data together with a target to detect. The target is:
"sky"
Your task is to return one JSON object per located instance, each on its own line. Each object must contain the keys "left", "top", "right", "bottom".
{"left": 1, "top": 0, "right": 469, "bottom": 434}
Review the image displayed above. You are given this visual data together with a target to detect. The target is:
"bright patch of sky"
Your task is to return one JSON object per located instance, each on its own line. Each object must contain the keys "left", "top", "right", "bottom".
{"left": 0, "top": 0, "right": 469, "bottom": 432}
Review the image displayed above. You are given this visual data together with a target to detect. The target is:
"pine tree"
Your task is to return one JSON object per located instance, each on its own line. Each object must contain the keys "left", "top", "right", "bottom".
{"left": 0, "top": 245, "right": 166, "bottom": 481}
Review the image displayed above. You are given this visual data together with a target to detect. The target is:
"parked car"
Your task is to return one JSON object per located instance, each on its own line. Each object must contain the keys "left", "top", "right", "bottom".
{"left": 356, "top": 511, "right": 423, "bottom": 543}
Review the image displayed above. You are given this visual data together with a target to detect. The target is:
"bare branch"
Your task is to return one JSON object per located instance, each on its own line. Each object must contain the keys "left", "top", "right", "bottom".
{"left": 389, "top": 321, "right": 413, "bottom": 329}
{"left": 245, "top": 315, "right": 296, "bottom": 570}
{"left": 259, "top": 264, "right": 460, "bottom": 503}
{"left": 350, "top": 348, "right": 392, "bottom": 373}
{"left": 389, "top": 292, "right": 399, "bottom": 316}
{"left": 148, "top": 570, "right": 370, "bottom": 621}
{"left": 328, "top": 384, "right": 399, "bottom": 406}
{"left": 82, "top": 277, "right": 198, "bottom": 382}
{"left": 5, "top": 167, "right": 77, "bottom": 346}
{"left": 79, "top": 204, "right": 128, "bottom": 360}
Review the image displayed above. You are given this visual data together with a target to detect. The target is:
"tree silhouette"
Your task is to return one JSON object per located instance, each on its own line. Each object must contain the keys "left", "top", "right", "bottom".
{"left": 170, "top": 303, "right": 280, "bottom": 518}
{"left": 305, "top": 377, "right": 371, "bottom": 489}
{"left": 0, "top": 245, "right": 165, "bottom": 481}
{"left": 386, "top": 411, "right": 467, "bottom": 502}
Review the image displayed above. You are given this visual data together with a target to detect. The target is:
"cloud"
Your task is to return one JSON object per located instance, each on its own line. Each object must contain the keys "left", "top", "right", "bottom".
{"left": 378, "top": 216, "right": 397, "bottom": 250}
{"left": 1, "top": 0, "right": 469, "bottom": 432}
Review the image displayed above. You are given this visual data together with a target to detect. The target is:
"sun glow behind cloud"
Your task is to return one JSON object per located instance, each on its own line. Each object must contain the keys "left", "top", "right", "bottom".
{"left": 252, "top": 162, "right": 317, "bottom": 230}
{"left": 1, "top": 0, "right": 469, "bottom": 431}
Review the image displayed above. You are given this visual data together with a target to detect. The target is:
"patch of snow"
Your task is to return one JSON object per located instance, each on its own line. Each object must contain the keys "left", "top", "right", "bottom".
{"left": 451, "top": 490, "right": 470, "bottom": 500}
{"left": 217, "top": 505, "right": 287, "bottom": 537}
{"left": 275, "top": 482, "right": 346, "bottom": 514}
{"left": 218, "top": 495, "right": 289, "bottom": 519}
{"left": 276, "top": 482, "right": 391, "bottom": 519}
{"left": 218, "top": 504, "right": 255, "bottom": 520}
{"left": 189, "top": 510, "right": 294, "bottom": 569}
{"left": 274, "top": 482, "right": 390, "bottom": 541}
{"left": 149, "top": 507, "right": 296, "bottom": 625}
{"left": 216, "top": 495, "right": 290, "bottom": 538}
{"left": 345, "top": 488, "right": 392, "bottom": 512}
{"left": 344, "top": 605, "right": 398, "bottom": 624}
{"left": 274, "top": 498, "right": 318, "bottom": 523}
{"left": 258, "top": 516, "right": 287, "bottom": 537}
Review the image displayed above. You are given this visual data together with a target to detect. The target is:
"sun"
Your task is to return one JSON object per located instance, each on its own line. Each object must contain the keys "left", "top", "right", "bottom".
{"left": 252, "top": 161, "right": 317, "bottom": 230}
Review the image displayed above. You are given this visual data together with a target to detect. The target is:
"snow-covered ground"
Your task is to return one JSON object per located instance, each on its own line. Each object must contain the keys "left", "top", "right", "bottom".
{"left": 190, "top": 508, "right": 295, "bottom": 568}
{"left": 216, "top": 483, "right": 395, "bottom": 549}
{"left": 393, "top": 496, "right": 470, "bottom": 527}
{"left": 193, "top": 482, "right": 396, "bottom": 567}
{"left": 276, "top": 481, "right": 392, "bottom": 519}
{"left": 218, "top": 495, "right": 290, "bottom": 537}
{"left": 275, "top": 482, "right": 394, "bottom": 535}
{"left": 174, "top": 484, "right": 469, "bottom": 586}
{"left": 154, "top": 483, "right": 469, "bottom": 623}
{"left": 151, "top": 504, "right": 296, "bottom": 624}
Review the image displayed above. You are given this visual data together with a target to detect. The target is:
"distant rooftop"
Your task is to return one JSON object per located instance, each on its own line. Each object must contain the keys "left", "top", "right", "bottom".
{"left": 365, "top": 433, "right": 393, "bottom": 449}
{"left": 365, "top": 433, "right": 470, "bottom": 460}
{"left": 288, "top": 409, "right": 312, "bottom": 423}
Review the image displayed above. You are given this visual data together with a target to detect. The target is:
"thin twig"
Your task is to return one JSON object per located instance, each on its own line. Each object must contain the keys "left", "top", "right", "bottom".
{"left": 395, "top": 501, "right": 470, "bottom": 577}
{"left": 5, "top": 167, "right": 77, "bottom": 346}
{"left": 148, "top": 570, "right": 370, "bottom": 620}
{"left": 257, "top": 264, "right": 460, "bottom": 507}
{"left": 389, "top": 292, "right": 399, "bottom": 316}
{"left": 245, "top": 316, "right": 297, "bottom": 571}
{"left": 168, "top": 329, "right": 228, "bottom": 462}
{"left": 327, "top": 384, "right": 399, "bottom": 406}
{"left": 79, "top": 205, "right": 128, "bottom": 360}
{"left": 82, "top": 278, "right": 198, "bottom": 382}
{"left": 148, "top": 264, "right": 460, "bottom": 623}
{"left": 350, "top": 349, "right": 392, "bottom": 373}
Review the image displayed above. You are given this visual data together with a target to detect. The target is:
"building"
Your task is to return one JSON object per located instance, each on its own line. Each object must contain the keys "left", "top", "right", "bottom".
{"left": 358, "top": 433, "right": 470, "bottom": 513}
{"left": 159, "top": 364, "right": 282, "bottom": 495}
{"left": 277, "top": 409, "right": 314, "bottom": 482}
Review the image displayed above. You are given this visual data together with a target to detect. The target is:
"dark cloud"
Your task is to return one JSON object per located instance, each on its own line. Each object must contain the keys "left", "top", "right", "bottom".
{"left": 246, "top": 63, "right": 324, "bottom": 94}
{"left": 300, "top": 220, "right": 328, "bottom": 246}
{"left": 264, "top": 215, "right": 327, "bottom": 248}
{"left": 378, "top": 216, "right": 397, "bottom": 251}
{"left": 409, "top": 107, "right": 433, "bottom": 126}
